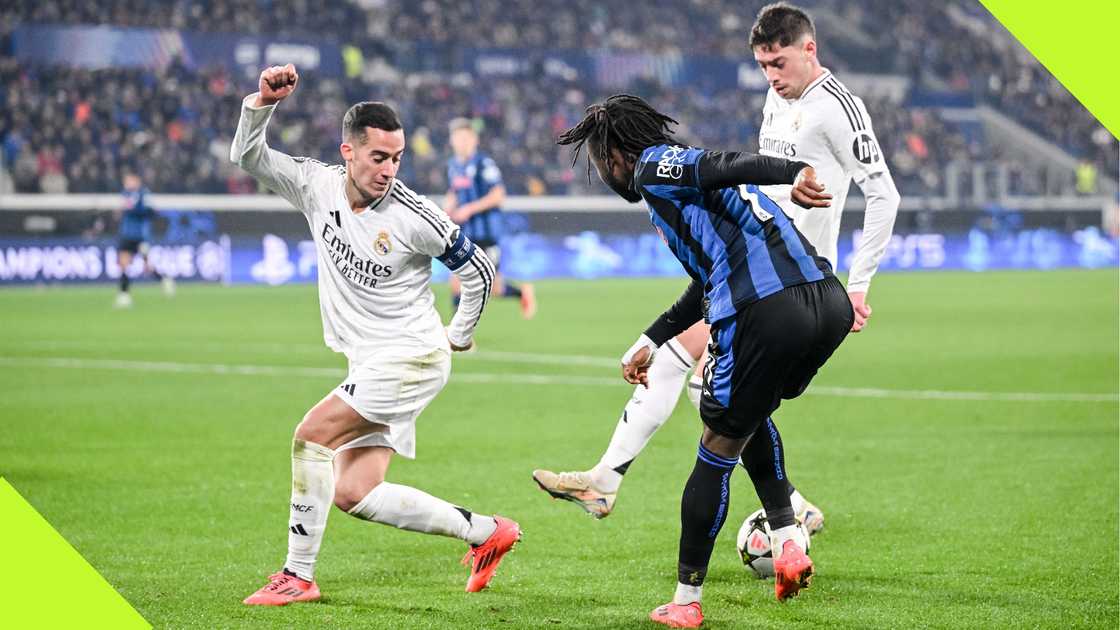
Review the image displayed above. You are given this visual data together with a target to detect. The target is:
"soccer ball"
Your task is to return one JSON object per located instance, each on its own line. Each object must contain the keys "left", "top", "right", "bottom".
{"left": 735, "top": 508, "right": 810, "bottom": 579}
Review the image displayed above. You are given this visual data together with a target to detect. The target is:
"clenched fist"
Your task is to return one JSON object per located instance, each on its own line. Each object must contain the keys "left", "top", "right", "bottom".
{"left": 254, "top": 64, "right": 299, "bottom": 107}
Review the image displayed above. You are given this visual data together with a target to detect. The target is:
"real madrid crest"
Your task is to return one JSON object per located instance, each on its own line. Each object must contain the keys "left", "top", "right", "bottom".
{"left": 791, "top": 109, "right": 802, "bottom": 132}
{"left": 374, "top": 230, "right": 392, "bottom": 255}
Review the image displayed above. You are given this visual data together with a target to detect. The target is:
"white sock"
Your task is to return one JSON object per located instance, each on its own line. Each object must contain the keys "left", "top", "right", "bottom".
{"left": 594, "top": 338, "right": 695, "bottom": 492}
{"left": 790, "top": 488, "right": 807, "bottom": 515}
{"left": 770, "top": 524, "right": 808, "bottom": 558}
{"left": 686, "top": 373, "right": 703, "bottom": 411}
{"left": 347, "top": 482, "right": 497, "bottom": 546}
{"left": 284, "top": 439, "right": 336, "bottom": 581}
{"left": 673, "top": 582, "right": 703, "bottom": 605}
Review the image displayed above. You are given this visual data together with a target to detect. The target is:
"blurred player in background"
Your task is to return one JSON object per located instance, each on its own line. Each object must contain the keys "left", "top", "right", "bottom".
{"left": 114, "top": 171, "right": 174, "bottom": 307}
{"left": 533, "top": 1, "right": 899, "bottom": 535}
{"left": 232, "top": 64, "right": 520, "bottom": 607}
{"left": 444, "top": 117, "right": 536, "bottom": 319}
{"left": 559, "top": 93, "right": 850, "bottom": 627}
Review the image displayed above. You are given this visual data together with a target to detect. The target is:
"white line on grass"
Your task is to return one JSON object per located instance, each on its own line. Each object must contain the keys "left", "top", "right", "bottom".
{"left": 1, "top": 356, "right": 1116, "bottom": 404}
{"left": 12, "top": 340, "right": 620, "bottom": 367}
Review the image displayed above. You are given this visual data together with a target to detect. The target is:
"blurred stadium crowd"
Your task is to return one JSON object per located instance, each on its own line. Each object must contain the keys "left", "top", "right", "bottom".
{"left": 0, "top": 0, "right": 1115, "bottom": 198}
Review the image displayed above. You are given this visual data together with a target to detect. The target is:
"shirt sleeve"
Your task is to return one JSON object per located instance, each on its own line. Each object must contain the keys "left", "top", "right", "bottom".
{"left": 229, "top": 93, "right": 317, "bottom": 211}
{"left": 847, "top": 169, "right": 900, "bottom": 292}
{"left": 822, "top": 94, "right": 888, "bottom": 185}
{"left": 643, "top": 278, "right": 704, "bottom": 346}
{"left": 409, "top": 194, "right": 495, "bottom": 347}
{"left": 696, "top": 151, "right": 810, "bottom": 191}
{"left": 822, "top": 97, "right": 899, "bottom": 292}
{"left": 479, "top": 156, "right": 503, "bottom": 187}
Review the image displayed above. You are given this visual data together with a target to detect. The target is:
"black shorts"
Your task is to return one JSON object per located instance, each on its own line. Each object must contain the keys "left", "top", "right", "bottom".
{"left": 118, "top": 238, "right": 148, "bottom": 255}
{"left": 699, "top": 276, "right": 854, "bottom": 439}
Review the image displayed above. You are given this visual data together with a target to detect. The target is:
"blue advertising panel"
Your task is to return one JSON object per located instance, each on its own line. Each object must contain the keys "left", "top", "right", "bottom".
{"left": 2, "top": 227, "right": 1114, "bottom": 285}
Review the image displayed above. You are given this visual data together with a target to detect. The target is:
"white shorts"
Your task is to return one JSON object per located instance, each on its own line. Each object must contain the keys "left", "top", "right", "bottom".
{"left": 333, "top": 347, "right": 451, "bottom": 459}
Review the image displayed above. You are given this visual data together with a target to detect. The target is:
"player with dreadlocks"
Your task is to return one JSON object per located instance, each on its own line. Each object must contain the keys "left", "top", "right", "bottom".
{"left": 535, "top": 99, "right": 827, "bottom": 529}
{"left": 555, "top": 94, "right": 851, "bottom": 628}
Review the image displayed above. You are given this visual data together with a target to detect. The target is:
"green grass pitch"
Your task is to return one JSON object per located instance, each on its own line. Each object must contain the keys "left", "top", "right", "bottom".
{"left": 1, "top": 269, "right": 1117, "bottom": 628}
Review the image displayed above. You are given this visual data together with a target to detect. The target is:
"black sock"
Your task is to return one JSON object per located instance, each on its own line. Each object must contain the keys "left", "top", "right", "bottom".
{"left": 119, "top": 274, "right": 130, "bottom": 292}
{"left": 740, "top": 417, "right": 796, "bottom": 529}
{"left": 150, "top": 269, "right": 163, "bottom": 281}
{"left": 502, "top": 283, "right": 522, "bottom": 298}
{"left": 678, "top": 443, "right": 739, "bottom": 587}
{"left": 451, "top": 294, "right": 461, "bottom": 308}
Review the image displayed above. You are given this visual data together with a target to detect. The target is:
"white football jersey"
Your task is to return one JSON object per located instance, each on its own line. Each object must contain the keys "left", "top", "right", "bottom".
{"left": 757, "top": 69, "right": 893, "bottom": 290}
{"left": 231, "top": 96, "right": 493, "bottom": 359}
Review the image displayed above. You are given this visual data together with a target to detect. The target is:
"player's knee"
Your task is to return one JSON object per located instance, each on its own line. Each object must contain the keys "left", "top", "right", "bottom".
{"left": 334, "top": 477, "right": 382, "bottom": 513}
{"left": 294, "top": 411, "right": 331, "bottom": 445}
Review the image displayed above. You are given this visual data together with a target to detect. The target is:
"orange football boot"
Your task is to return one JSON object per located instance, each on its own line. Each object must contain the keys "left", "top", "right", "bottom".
{"left": 243, "top": 570, "right": 320, "bottom": 606}
{"left": 463, "top": 516, "right": 521, "bottom": 592}
{"left": 649, "top": 602, "right": 703, "bottom": 628}
{"left": 773, "top": 540, "right": 813, "bottom": 601}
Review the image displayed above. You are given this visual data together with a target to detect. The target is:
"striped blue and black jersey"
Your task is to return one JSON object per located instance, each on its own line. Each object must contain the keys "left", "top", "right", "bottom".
{"left": 447, "top": 152, "right": 504, "bottom": 244}
{"left": 119, "top": 186, "right": 157, "bottom": 241}
{"left": 634, "top": 144, "right": 833, "bottom": 328}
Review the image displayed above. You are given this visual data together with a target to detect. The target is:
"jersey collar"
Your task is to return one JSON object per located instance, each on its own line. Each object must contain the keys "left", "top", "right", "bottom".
{"left": 794, "top": 68, "right": 832, "bottom": 102}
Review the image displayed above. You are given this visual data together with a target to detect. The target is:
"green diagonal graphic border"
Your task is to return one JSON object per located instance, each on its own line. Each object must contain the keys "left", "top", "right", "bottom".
{"left": 3, "top": 478, "right": 149, "bottom": 628}
{"left": 980, "top": 0, "right": 1120, "bottom": 139}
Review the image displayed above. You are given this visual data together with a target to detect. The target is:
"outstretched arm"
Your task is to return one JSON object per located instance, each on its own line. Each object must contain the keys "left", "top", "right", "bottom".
{"left": 697, "top": 151, "right": 832, "bottom": 209}
{"left": 229, "top": 64, "right": 312, "bottom": 208}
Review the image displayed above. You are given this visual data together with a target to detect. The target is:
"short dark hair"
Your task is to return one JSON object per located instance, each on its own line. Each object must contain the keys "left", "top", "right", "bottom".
{"left": 749, "top": 3, "right": 815, "bottom": 50}
{"left": 343, "top": 102, "right": 402, "bottom": 143}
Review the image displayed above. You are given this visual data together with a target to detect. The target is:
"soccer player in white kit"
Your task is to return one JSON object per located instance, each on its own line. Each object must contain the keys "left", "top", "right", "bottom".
{"left": 533, "top": 3, "right": 900, "bottom": 539}
{"left": 234, "top": 64, "right": 520, "bottom": 606}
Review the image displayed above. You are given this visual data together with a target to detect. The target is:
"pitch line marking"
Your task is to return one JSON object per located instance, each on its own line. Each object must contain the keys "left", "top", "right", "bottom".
{"left": 0, "top": 356, "right": 1116, "bottom": 404}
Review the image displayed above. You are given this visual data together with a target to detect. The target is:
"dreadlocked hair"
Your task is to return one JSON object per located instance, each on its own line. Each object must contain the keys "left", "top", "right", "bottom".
{"left": 556, "top": 94, "right": 680, "bottom": 182}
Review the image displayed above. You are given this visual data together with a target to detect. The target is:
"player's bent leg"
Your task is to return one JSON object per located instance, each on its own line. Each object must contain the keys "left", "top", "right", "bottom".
{"left": 337, "top": 446, "right": 520, "bottom": 592}
{"left": 244, "top": 394, "right": 368, "bottom": 606}
{"left": 532, "top": 331, "right": 701, "bottom": 518}
{"left": 334, "top": 350, "right": 520, "bottom": 592}
{"left": 740, "top": 419, "right": 824, "bottom": 535}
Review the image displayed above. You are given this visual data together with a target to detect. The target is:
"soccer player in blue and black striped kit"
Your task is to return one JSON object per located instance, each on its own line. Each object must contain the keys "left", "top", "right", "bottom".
{"left": 444, "top": 118, "right": 536, "bottom": 319}
{"left": 115, "top": 172, "right": 173, "bottom": 307}
{"left": 559, "top": 95, "right": 852, "bottom": 628}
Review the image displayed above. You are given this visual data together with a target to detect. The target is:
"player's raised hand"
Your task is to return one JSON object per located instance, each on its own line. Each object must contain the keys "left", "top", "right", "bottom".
{"left": 848, "top": 290, "right": 872, "bottom": 332}
{"left": 791, "top": 166, "right": 831, "bottom": 209}
{"left": 255, "top": 64, "right": 299, "bottom": 107}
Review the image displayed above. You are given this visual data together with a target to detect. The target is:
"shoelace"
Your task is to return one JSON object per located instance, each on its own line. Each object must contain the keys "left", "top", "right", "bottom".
{"left": 557, "top": 471, "right": 590, "bottom": 489}
{"left": 264, "top": 573, "right": 297, "bottom": 592}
